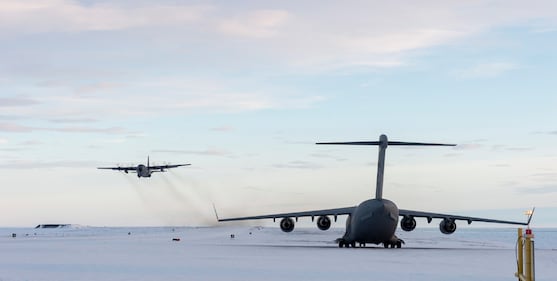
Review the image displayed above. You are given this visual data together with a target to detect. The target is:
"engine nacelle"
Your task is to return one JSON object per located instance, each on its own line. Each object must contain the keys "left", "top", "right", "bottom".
{"left": 280, "top": 217, "right": 295, "bottom": 232}
{"left": 400, "top": 216, "right": 417, "bottom": 232}
{"left": 316, "top": 216, "right": 331, "bottom": 231}
{"left": 439, "top": 218, "right": 457, "bottom": 234}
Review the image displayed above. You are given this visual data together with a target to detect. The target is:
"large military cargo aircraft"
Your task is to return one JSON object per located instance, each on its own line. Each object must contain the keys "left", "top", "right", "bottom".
{"left": 218, "top": 134, "right": 532, "bottom": 248}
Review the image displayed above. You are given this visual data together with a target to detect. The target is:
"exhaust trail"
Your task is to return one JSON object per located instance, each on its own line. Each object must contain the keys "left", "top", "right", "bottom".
{"left": 159, "top": 175, "right": 215, "bottom": 225}
{"left": 122, "top": 173, "right": 149, "bottom": 204}
{"left": 167, "top": 170, "right": 263, "bottom": 226}
{"left": 120, "top": 173, "right": 175, "bottom": 226}
{"left": 169, "top": 170, "right": 214, "bottom": 202}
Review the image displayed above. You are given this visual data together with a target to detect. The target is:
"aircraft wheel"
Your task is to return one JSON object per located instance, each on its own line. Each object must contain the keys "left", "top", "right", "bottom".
{"left": 383, "top": 243, "right": 389, "bottom": 248}
{"left": 350, "top": 242, "right": 356, "bottom": 248}
{"left": 396, "top": 241, "right": 402, "bottom": 248}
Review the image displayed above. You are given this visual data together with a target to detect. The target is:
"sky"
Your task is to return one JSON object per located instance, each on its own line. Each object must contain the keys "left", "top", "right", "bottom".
{"left": 1, "top": 0, "right": 556, "bottom": 227}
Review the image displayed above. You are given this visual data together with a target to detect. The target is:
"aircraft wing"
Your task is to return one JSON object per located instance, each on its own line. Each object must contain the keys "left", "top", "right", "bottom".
{"left": 149, "top": 164, "right": 191, "bottom": 171}
{"left": 217, "top": 206, "right": 356, "bottom": 222}
{"left": 97, "top": 166, "right": 137, "bottom": 173}
{"left": 398, "top": 209, "right": 531, "bottom": 225}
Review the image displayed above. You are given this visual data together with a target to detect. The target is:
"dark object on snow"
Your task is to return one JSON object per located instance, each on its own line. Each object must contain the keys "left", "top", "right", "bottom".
{"left": 35, "top": 224, "right": 70, "bottom": 229}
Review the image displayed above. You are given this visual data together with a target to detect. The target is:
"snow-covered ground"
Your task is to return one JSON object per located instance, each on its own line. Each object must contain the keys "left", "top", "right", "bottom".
{"left": 1, "top": 226, "right": 555, "bottom": 281}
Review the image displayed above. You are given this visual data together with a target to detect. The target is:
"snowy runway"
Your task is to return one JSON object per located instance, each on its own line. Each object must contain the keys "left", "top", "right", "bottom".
{"left": 1, "top": 226, "right": 555, "bottom": 281}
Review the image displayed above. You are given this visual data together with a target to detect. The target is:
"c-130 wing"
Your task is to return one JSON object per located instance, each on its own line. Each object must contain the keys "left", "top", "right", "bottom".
{"left": 149, "top": 163, "right": 191, "bottom": 171}
{"left": 97, "top": 166, "right": 137, "bottom": 173}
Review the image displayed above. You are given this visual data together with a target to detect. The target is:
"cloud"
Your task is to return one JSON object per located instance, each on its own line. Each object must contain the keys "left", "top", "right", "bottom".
{"left": 74, "top": 82, "right": 123, "bottom": 96}
{"left": 273, "top": 160, "right": 323, "bottom": 170}
{"left": 532, "top": 130, "right": 557, "bottom": 135}
{"left": 0, "top": 122, "right": 33, "bottom": 132}
{"left": 0, "top": 97, "right": 40, "bottom": 107}
{"left": 41, "top": 76, "right": 324, "bottom": 118}
{"left": 217, "top": 10, "right": 291, "bottom": 38}
{"left": 452, "top": 143, "right": 484, "bottom": 150}
{"left": 0, "top": 159, "right": 101, "bottom": 169}
{"left": 210, "top": 126, "right": 235, "bottom": 132}
{"left": 49, "top": 118, "right": 98, "bottom": 124}
{"left": 516, "top": 185, "right": 557, "bottom": 194}
{"left": 448, "top": 141, "right": 530, "bottom": 152}
{"left": 0, "top": 139, "right": 43, "bottom": 152}
{"left": 490, "top": 145, "right": 533, "bottom": 152}
{"left": 251, "top": 1, "right": 557, "bottom": 71}
{"left": 0, "top": 122, "right": 131, "bottom": 135}
{"left": 505, "top": 147, "right": 534, "bottom": 152}
{"left": 338, "top": 29, "right": 464, "bottom": 55}
{"left": 491, "top": 163, "right": 511, "bottom": 168}
{"left": 19, "top": 140, "right": 43, "bottom": 146}
{"left": 0, "top": 115, "right": 20, "bottom": 120}
{"left": 530, "top": 172, "right": 557, "bottom": 181}
{"left": 309, "top": 153, "right": 347, "bottom": 162}
{"left": 0, "top": 1, "right": 211, "bottom": 33}
{"left": 4, "top": 1, "right": 555, "bottom": 72}
{"left": 455, "top": 62, "right": 518, "bottom": 79}
{"left": 49, "top": 126, "right": 130, "bottom": 134}
{"left": 0, "top": 147, "right": 25, "bottom": 152}
{"left": 1, "top": 75, "right": 327, "bottom": 123}
{"left": 1, "top": 1, "right": 556, "bottom": 123}
{"left": 153, "top": 149, "right": 232, "bottom": 157}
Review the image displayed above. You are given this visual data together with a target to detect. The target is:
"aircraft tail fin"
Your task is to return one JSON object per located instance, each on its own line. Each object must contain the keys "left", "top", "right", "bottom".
{"left": 147, "top": 156, "right": 150, "bottom": 168}
{"left": 317, "top": 134, "right": 456, "bottom": 200}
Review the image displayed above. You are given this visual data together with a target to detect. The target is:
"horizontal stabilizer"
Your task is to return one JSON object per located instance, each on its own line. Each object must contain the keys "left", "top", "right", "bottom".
{"left": 316, "top": 141, "right": 456, "bottom": 146}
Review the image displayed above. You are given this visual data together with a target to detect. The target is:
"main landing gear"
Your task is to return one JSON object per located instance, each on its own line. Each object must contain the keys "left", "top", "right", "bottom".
{"left": 336, "top": 238, "right": 367, "bottom": 248}
{"left": 336, "top": 238, "right": 357, "bottom": 248}
{"left": 336, "top": 237, "right": 405, "bottom": 248}
{"left": 383, "top": 237, "right": 405, "bottom": 248}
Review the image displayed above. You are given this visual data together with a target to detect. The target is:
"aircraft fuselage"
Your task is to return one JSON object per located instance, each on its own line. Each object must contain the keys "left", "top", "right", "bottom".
{"left": 344, "top": 198, "right": 399, "bottom": 245}
{"left": 136, "top": 164, "right": 152, "bottom": 178}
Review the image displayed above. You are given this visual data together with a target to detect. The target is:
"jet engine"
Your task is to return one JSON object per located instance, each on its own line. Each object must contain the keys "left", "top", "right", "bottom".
{"left": 400, "top": 216, "right": 417, "bottom": 232}
{"left": 439, "top": 218, "right": 457, "bottom": 234}
{"left": 316, "top": 216, "right": 331, "bottom": 231}
{"left": 280, "top": 217, "right": 295, "bottom": 232}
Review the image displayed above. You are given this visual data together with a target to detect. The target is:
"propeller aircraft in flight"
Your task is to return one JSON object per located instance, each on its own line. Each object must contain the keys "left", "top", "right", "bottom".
{"left": 98, "top": 156, "right": 190, "bottom": 178}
